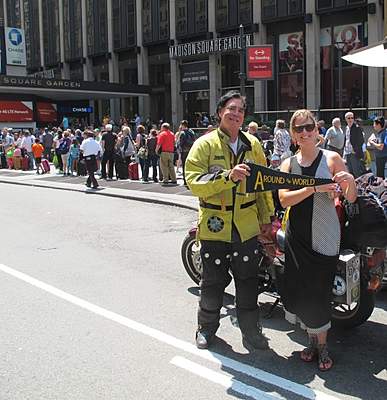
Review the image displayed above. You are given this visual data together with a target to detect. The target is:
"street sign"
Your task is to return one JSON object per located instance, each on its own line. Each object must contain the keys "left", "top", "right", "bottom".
{"left": 246, "top": 45, "right": 274, "bottom": 80}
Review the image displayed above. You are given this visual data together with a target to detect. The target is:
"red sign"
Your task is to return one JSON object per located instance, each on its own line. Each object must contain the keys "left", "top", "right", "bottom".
{"left": 37, "top": 102, "right": 57, "bottom": 122}
{"left": 0, "top": 101, "right": 33, "bottom": 122}
{"left": 247, "top": 45, "right": 274, "bottom": 80}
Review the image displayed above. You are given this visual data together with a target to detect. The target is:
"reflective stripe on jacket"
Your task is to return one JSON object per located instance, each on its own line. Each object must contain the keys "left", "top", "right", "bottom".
{"left": 185, "top": 128, "right": 274, "bottom": 242}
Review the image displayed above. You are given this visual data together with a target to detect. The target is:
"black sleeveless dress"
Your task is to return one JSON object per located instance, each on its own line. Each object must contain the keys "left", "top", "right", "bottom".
{"left": 281, "top": 150, "right": 340, "bottom": 333}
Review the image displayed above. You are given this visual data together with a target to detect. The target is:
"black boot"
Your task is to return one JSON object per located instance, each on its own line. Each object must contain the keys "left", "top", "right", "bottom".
{"left": 195, "top": 330, "right": 214, "bottom": 349}
{"left": 237, "top": 308, "right": 269, "bottom": 351}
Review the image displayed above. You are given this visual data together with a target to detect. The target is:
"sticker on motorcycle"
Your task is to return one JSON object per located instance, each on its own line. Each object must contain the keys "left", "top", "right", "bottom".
{"left": 207, "top": 216, "right": 225, "bottom": 233}
{"left": 333, "top": 276, "right": 347, "bottom": 296}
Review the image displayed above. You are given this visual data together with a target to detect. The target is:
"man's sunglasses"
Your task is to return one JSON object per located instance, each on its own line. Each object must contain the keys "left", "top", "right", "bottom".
{"left": 292, "top": 123, "right": 315, "bottom": 133}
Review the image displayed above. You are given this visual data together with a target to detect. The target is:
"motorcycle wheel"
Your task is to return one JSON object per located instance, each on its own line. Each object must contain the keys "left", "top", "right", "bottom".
{"left": 331, "top": 284, "right": 375, "bottom": 329}
{"left": 181, "top": 233, "right": 202, "bottom": 285}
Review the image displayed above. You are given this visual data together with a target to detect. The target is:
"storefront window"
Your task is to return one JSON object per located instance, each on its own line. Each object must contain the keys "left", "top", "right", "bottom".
{"left": 278, "top": 31, "right": 304, "bottom": 109}
{"left": 183, "top": 91, "right": 210, "bottom": 127}
{"left": 320, "top": 22, "right": 367, "bottom": 108}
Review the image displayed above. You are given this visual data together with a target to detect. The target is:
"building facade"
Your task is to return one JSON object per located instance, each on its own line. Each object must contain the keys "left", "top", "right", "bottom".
{"left": 1, "top": 0, "right": 384, "bottom": 127}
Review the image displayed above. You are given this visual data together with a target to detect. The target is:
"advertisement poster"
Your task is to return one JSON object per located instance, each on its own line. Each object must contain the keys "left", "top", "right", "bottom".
{"left": 5, "top": 27, "right": 26, "bottom": 66}
{"left": 333, "top": 23, "right": 365, "bottom": 56}
{"left": 0, "top": 101, "right": 33, "bottom": 121}
{"left": 36, "top": 102, "right": 57, "bottom": 123}
{"left": 278, "top": 32, "right": 304, "bottom": 73}
{"left": 180, "top": 61, "right": 209, "bottom": 92}
{"left": 246, "top": 45, "right": 274, "bottom": 80}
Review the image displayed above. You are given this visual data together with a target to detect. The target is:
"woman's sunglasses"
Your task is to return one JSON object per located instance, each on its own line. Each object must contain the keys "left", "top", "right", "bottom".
{"left": 293, "top": 123, "right": 315, "bottom": 134}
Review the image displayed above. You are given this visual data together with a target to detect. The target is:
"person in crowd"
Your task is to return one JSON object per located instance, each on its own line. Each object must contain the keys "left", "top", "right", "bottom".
{"left": 185, "top": 90, "right": 274, "bottom": 351}
{"left": 273, "top": 119, "right": 292, "bottom": 162}
{"left": 174, "top": 124, "right": 183, "bottom": 175}
{"left": 41, "top": 128, "right": 53, "bottom": 160}
{"left": 134, "top": 113, "right": 142, "bottom": 127}
{"left": 32, "top": 138, "right": 44, "bottom": 174}
{"left": 21, "top": 130, "right": 35, "bottom": 170}
{"left": 343, "top": 111, "right": 365, "bottom": 177}
{"left": 59, "top": 130, "right": 72, "bottom": 176}
{"left": 156, "top": 123, "right": 177, "bottom": 185}
{"left": 278, "top": 109, "right": 357, "bottom": 371}
{"left": 368, "top": 116, "right": 387, "bottom": 178}
{"left": 324, "top": 117, "right": 345, "bottom": 155}
{"left": 80, "top": 130, "right": 101, "bottom": 189}
{"left": 143, "top": 129, "right": 159, "bottom": 182}
{"left": 53, "top": 130, "right": 64, "bottom": 172}
{"left": 75, "top": 129, "right": 83, "bottom": 145}
{"left": 317, "top": 120, "right": 326, "bottom": 137}
{"left": 135, "top": 125, "right": 148, "bottom": 181}
{"left": 178, "top": 120, "right": 196, "bottom": 186}
{"left": 247, "top": 121, "right": 261, "bottom": 141}
{"left": 2, "top": 128, "right": 14, "bottom": 153}
{"left": 67, "top": 139, "right": 80, "bottom": 176}
{"left": 121, "top": 126, "right": 135, "bottom": 165}
{"left": 100, "top": 124, "right": 117, "bottom": 180}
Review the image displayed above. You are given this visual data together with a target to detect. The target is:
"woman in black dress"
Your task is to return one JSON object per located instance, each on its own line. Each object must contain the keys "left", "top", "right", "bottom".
{"left": 278, "top": 109, "right": 357, "bottom": 371}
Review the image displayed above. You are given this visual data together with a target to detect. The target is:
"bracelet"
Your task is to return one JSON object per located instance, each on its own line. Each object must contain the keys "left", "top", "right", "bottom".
{"left": 313, "top": 186, "right": 317, "bottom": 193}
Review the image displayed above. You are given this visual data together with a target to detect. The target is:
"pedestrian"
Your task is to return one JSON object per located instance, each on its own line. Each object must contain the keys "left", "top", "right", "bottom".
{"left": 59, "top": 130, "right": 72, "bottom": 176}
{"left": 135, "top": 125, "right": 148, "bottom": 181}
{"left": 155, "top": 123, "right": 177, "bottom": 185}
{"left": 185, "top": 90, "right": 275, "bottom": 351}
{"left": 53, "top": 130, "right": 64, "bottom": 172}
{"left": 67, "top": 139, "right": 80, "bottom": 176}
{"left": 31, "top": 138, "right": 44, "bottom": 174}
{"left": 21, "top": 130, "right": 35, "bottom": 170}
{"left": 324, "top": 117, "right": 345, "bottom": 156}
{"left": 100, "top": 124, "right": 117, "bottom": 180}
{"left": 41, "top": 127, "right": 53, "bottom": 160}
{"left": 247, "top": 121, "right": 261, "bottom": 141}
{"left": 80, "top": 130, "right": 101, "bottom": 189}
{"left": 178, "top": 120, "right": 196, "bottom": 185}
{"left": 278, "top": 109, "right": 356, "bottom": 371}
{"left": 343, "top": 111, "right": 366, "bottom": 177}
{"left": 143, "top": 129, "right": 159, "bottom": 182}
{"left": 273, "top": 119, "right": 292, "bottom": 162}
{"left": 368, "top": 116, "right": 387, "bottom": 178}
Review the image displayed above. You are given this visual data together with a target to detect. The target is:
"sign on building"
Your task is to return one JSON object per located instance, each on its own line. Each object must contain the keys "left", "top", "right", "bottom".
{"left": 5, "top": 27, "right": 27, "bottom": 66}
{"left": 0, "top": 101, "right": 33, "bottom": 121}
{"left": 180, "top": 61, "right": 209, "bottom": 92}
{"left": 246, "top": 45, "right": 274, "bottom": 80}
{"left": 36, "top": 102, "right": 57, "bottom": 123}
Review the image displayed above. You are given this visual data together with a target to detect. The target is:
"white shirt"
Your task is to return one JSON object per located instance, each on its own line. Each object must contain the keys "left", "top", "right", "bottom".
{"left": 229, "top": 139, "right": 238, "bottom": 155}
{"left": 343, "top": 125, "right": 354, "bottom": 157}
{"left": 21, "top": 135, "right": 35, "bottom": 152}
{"left": 80, "top": 137, "right": 101, "bottom": 156}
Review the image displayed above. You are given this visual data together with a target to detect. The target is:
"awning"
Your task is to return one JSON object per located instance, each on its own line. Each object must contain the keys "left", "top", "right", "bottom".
{"left": 342, "top": 38, "right": 387, "bottom": 67}
{"left": 0, "top": 75, "right": 151, "bottom": 101}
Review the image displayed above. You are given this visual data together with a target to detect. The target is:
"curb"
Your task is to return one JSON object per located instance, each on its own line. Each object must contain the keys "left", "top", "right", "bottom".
{"left": 0, "top": 178, "right": 198, "bottom": 212}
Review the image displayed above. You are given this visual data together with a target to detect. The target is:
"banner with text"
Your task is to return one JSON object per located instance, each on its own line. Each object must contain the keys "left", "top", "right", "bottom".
{"left": 0, "top": 101, "right": 33, "bottom": 122}
{"left": 180, "top": 61, "right": 209, "bottom": 92}
{"left": 245, "top": 163, "right": 332, "bottom": 193}
{"left": 247, "top": 45, "right": 274, "bottom": 80}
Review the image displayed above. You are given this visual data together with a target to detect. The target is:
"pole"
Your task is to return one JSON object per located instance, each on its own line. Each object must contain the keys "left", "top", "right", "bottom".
{"left": 338, "top": 47, "right": 343, "bottom": 108}
{"left": 239, "top": 24, "right": 246, "bottom": 97}
{"left": 385, "top": 1, "right": 387, "bottom": 108}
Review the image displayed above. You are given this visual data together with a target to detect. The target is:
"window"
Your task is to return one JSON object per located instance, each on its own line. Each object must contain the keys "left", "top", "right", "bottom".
{"left": 239, "top": 0, "right": 252, "bottom": 25}
{"left": 142, "top": 0, "right": 152, "bottom": 43}
{"left": 216, "top": 0, "right": 228, "bottom": 31}
{"left": 64, "top": 0, "right": 82, "bottom": 60}
{"left": 113, "top": 0, "right": 136, "bottom": 50}
{"left": 23, "top": 0, "right": 41, "bottom": 70}
{"left": 176, "top": 0, "right": 187, "bottom": 36}
{"left": 6, "top": 0, "right": 21, "bottom": 27}
{"left": 195, "top": 0, "right": 207, "bottom": 33}
{"left": 86, "top": 0, "right": 108, "bottom": 55}
{"left": 42, "top": 0, "right": 60, "bottom": 66}
{"left": 159, "top": 0, "right": 169, "bottom": 40}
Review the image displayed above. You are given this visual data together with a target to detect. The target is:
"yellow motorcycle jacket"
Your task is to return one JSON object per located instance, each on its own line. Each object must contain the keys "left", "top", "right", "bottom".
{"left": 185, "top": 128, "right": 274, "bottom": 243}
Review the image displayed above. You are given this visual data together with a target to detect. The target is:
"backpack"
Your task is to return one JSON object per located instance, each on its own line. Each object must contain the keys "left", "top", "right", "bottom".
{"left": 58, "top": 139, "right": 70, "bottom": 155}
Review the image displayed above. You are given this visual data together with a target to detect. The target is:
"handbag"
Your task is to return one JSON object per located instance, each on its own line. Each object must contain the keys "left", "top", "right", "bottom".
{"left": 52, "top": 153, "right": 59, "bottom": 168}
{"left": 122, "top": 137, "right": 135, "bottom": 157}
{"left": 137, "top": 146, "right": 148, "bottom": 159}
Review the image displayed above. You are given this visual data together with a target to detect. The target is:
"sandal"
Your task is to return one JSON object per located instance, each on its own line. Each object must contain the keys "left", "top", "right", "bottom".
{"left": 317, "top": 344, "right": 333, "bottom": 371}
{"left": 300, "top": 335, "right": 318, "bottom": 362}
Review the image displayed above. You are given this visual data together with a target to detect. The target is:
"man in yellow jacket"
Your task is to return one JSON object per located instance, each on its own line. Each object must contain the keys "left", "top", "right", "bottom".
{"left": 185, "top": 91, "right": 274, "bottom": 350}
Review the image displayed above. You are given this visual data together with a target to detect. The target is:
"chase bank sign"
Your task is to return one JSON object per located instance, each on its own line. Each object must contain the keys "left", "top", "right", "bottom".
{"left": 5, "top": 27, "right": 26, "bottom": 66}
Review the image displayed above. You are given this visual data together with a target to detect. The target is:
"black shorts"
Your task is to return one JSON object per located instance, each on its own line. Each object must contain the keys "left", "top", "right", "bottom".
{"left": 35, "top": 157, "right": 41, "bottom": 164}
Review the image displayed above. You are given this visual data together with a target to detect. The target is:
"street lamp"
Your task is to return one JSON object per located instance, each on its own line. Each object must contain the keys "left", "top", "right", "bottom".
{"left": 335, "top": 41, "right": 346, "bottom": 108}
{"left": 239, "top": 24, "right": 246, "bottom": 97}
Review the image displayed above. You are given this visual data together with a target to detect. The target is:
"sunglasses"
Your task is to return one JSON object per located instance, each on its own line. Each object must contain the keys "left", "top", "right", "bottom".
{"left": 346, "top": 116, "right": 354, "bottom": 120}
{"left": 293, "top": 123, "right": 315, "bottom": 133}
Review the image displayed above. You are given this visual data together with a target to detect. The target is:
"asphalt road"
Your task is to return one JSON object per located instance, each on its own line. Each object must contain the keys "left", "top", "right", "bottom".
{"left": 1, "top": 183, "right": 387, "bottom": 400}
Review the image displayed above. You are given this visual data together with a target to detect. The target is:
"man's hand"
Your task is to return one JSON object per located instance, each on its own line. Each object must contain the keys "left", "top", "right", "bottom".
{"left": 229, "top": 163, "right": 250, "bottom": 183}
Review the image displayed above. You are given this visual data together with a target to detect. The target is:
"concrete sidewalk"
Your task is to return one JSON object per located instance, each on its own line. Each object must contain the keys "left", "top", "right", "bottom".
{"left": 0, "top": 167, "right": 198, "bottom": 211}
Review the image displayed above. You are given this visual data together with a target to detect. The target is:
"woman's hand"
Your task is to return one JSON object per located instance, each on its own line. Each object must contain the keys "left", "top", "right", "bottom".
{"left": 333, "top": 170, "right": 357, "bottom": 202}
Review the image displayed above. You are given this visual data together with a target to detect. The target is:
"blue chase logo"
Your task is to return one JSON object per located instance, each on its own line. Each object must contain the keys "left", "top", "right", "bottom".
{"left": 8, "top": 29, "right": 23, "bottom": 46}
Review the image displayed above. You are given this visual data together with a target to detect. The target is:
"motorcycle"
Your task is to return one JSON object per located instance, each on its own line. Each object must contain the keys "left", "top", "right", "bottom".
{"left": 181, "top": 214, "right": 386, "bottom": 329}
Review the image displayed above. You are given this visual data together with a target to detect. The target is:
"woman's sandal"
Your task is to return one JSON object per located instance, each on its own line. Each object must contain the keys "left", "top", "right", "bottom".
{"left": 317, "top": 344, "right": 333, "bottom": 371}
{"left": 300, "top": 346, "right": 318, "bottom": 362}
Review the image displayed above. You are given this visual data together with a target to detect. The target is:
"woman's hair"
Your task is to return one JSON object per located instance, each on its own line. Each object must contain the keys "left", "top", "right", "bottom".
{"left": 72, "top": 139, "right": 78, "bottom": 145}
{"left": 137, "top": 125, "right": 145, "bottom": 133}
{"left": 150, "top": 129, "right": 158, "bottom": 137}
{"left": 332, "top": 117, "right": 341, "bottom": 126}
{"left": 122, "top": 126, "right": 131, "bottom": 135}
{"left": 289, "top": 109, "right": 317, "bottom": 136}
{"left": 374, "top": 116, "right": 385, "bottom": 128}
{"left": 275, "top": 119, "right": 285, "bottom": 129}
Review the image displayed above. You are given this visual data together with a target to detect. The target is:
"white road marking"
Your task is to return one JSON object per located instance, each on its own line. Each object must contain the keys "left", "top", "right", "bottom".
{"left": 171, "top": 356, "right": 286, "bottom": 400}
{"left": 0, "top": 263, "right": 339, "bottom": 400}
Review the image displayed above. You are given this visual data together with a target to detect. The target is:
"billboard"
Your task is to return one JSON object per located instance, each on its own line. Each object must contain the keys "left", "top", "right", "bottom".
{"left": 36, "top": 102, "right": 57, "bottom": 123}
{"left": 246, "top": 45, "right": 274, "bottom": 80}
{"left": 278, "top": 32, "right": 304, "bottom": 73}
{"left": 5, "top": 27, "right": 27, "bottom": 66}
{"left": 0, "top": 101, "right": 33, "bottom": 121}
{"left": 180, "top": 61, "right": 209, "bottom": 92}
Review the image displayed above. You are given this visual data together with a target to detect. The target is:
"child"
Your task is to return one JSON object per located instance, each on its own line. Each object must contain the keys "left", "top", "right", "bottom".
{"left": 67, "top": 139, "right": 80, "bottom": 176}
{"left": 32, "top": 138, "right": 44, "bottom": 174}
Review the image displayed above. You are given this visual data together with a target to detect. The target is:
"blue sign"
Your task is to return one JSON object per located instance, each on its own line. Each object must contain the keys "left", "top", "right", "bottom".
{"left": 8, "top": 29, "right": 23, "bottom": 46}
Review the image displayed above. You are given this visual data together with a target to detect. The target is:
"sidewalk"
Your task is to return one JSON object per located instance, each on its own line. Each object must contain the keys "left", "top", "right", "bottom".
{"left": 0, "top": 166, "right": 198, "bottom": 211}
